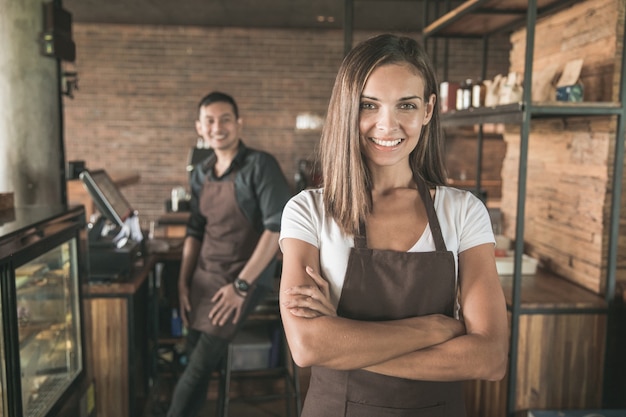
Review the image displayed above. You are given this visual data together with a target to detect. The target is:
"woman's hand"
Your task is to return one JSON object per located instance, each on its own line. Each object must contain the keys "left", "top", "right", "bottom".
{"left": 282, "top": 266, "right": 337, "bottom": 318}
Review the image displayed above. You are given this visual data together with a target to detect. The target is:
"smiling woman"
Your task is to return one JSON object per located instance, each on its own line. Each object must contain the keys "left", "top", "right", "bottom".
{"left": 278, "top": 33, "right": 509, "bottom": 417}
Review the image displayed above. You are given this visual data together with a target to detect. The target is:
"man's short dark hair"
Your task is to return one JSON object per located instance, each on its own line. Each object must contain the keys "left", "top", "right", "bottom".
{"left": 197, "top": 91, "right": 239, "bottom": 119}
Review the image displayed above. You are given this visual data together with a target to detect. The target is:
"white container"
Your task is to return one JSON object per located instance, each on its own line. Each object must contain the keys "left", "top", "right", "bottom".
{"left": 171, "top": 186, "right": 186, "bottom": 212}
{"left": 495, "top": 254, "right": 538, "bottom": 275}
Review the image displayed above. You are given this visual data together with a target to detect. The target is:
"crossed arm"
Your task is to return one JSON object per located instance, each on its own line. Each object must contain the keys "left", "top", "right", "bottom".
{"left": 279, "top": 238, "right": 509, "bottom": 382}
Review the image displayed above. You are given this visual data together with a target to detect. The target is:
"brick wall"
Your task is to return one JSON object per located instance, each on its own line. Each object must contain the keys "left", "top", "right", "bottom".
{"left": 499, "top": 0, "right": 624, "bottom": 293}
{"left": 63, "top": 24, "right": 509, "bottom": 227}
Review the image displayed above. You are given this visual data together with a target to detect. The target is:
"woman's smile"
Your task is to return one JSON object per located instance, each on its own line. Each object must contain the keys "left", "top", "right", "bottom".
{"left": 369, "top": 137, "right": 404, "bottom": 148}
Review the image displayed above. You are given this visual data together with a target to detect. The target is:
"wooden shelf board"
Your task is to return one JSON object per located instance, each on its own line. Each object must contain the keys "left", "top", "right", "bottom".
{"left": 500, "top": 268, "right": 607, "bottom": 311}
{"left": 424, "top": 0, "right": 580, "bottom": 37}
{"left": 441, "top": 102, "right": 622, "bottom": 127}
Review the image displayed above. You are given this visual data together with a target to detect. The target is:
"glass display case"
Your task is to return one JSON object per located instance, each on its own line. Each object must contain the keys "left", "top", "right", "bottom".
{"left": 0, "top": 206, "right": 87, "bottom": 417}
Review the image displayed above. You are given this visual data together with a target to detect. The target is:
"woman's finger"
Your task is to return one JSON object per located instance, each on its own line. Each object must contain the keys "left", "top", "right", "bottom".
{"left": 284, "top": 285, "right": 323, "bottom": 298}
{"left": 285, "top": 296, "right": 332, "bottom": 316}
{"left": 306, "top": 266, "right": 331, "bottom": 298}
{"left": 288, "top": 307, "right": 325, "bottom": 318}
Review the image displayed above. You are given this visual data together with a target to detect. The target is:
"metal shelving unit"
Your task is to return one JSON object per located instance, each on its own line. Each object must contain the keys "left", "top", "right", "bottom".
{"left": 423, "top": 0, "right": 626, "bottom": 415}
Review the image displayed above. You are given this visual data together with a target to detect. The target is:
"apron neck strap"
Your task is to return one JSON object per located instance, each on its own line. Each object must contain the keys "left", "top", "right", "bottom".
{"left": 415, "top": 175, "right": 447, "bottom": 251}
{"left": 354, "top": 225, "right": 367, "bottom": 248}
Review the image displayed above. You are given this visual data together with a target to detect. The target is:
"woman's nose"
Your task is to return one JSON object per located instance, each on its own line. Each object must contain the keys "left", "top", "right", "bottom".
{"left": 376, "top": 108, "right": 399, "bottom": 131}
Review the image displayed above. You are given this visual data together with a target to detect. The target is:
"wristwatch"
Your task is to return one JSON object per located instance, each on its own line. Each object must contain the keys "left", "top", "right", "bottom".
{"left": 233, "top": 278, "right": 250, "bottom": 293}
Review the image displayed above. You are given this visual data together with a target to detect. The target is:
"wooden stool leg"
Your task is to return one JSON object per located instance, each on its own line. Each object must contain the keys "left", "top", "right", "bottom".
{"left": 216, "top": 359, "right": 225, "bottom": 416}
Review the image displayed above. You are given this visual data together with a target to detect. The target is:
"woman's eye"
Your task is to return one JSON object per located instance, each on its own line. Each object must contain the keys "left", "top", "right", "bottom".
{"left": 360, "top": 102, "right": 375, "bottom": 110}
{"left": 399, "top": 103, "right": 417, "bottom": 110}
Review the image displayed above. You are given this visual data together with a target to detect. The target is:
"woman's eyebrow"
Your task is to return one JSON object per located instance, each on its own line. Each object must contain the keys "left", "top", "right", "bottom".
{"left": 400, "top": 95, "right": 424, "bottom": 102}
{"left": 360, "top": 94, "right": 424, "bottom": 102}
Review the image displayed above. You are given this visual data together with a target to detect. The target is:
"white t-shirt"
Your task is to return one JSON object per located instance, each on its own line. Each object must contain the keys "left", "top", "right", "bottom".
{"left": 279, "top": 186, "right": 495, "bottom": 307}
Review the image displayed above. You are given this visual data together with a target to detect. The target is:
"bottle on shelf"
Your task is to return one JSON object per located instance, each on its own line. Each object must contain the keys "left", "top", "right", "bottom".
{"left": 462, "top": 79, "right": 473, "bottom": 109}
{"left": 456, "top": 79, "right": 473, "bottom": 110}
{"left": 472, "top": 80, "right": 486, "bottom": 108}
{"left": 171, "top": 308, "right": 183, "bottom": 337}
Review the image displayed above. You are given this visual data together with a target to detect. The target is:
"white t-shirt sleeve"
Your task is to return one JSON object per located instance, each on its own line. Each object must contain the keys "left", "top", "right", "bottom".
{"left": 436, "top": 187, "right": 495, "bottom": 254}
{"left": 279, "top": 189, "right": 322, "bottom": 250}
{"left": 459, "top": 193, "right": 495, "bottom": 252}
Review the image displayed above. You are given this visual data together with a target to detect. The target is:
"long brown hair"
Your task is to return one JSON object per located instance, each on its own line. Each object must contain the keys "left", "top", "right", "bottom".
{"left": 320, "top": 34, "right": 447, "bottom": 236}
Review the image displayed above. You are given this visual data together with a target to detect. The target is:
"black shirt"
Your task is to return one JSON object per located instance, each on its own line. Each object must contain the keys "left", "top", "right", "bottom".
{"left": 186, "top": 141, "right": 292, "bottom": 241}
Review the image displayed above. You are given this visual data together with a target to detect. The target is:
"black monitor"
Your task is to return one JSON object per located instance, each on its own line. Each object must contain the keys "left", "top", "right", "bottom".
{"left": 79, "top": 169, "right": 134, "bottom": 230}
{"left": 186, "top": 147, "right": 214, "bottom": 174}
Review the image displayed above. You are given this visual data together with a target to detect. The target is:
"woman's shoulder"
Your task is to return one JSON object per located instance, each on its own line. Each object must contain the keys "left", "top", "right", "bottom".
{"left": 436, "top": 185, "right": 482, "bottom": 202}
{"left": 435, "top": 185, "right": 488, "bottom": 214}
{"left": 287, "top": 188, "right": 324, "bottom": 210}
{"left": 291, "top": 187, "right": 324, "bottom": 200}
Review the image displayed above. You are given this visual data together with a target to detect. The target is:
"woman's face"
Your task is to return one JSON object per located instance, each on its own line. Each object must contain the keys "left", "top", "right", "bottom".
{"left": 359, "top": 63, "right": 435, "bottom": 169}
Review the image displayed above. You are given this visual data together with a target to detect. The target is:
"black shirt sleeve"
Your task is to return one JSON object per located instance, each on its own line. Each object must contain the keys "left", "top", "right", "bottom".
{"left": 248, "top": 152, "right": 292, "bottom": 233}
{"left": 185, "top": 160, "right": 209, "bottom": 241}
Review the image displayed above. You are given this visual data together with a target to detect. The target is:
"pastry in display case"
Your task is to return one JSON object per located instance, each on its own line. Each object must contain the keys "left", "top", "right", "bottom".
{"left": 0, "top": 206, "right": 88, "bottom": 417}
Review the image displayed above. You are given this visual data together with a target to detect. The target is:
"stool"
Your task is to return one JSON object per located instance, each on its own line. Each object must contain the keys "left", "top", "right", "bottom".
{"left": 215, "top": 314, "right": 302, "bottom": 416}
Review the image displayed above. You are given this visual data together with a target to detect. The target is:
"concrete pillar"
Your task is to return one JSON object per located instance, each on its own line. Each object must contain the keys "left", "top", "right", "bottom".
{"left": 0, "top": 0, "right": 64, "bottom": 207}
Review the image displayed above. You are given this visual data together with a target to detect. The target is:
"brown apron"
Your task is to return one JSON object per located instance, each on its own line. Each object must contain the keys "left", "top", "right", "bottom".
{"left": 303, "top": 176, "right": 466, "bottom": 417}
{"left": 188, "top": 173, "right": 260, "bottom": 339}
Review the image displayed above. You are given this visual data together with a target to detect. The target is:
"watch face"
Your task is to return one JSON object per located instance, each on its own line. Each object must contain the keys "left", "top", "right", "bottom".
{"left": 236, "top": 279, "right": 249, "bottom": 291}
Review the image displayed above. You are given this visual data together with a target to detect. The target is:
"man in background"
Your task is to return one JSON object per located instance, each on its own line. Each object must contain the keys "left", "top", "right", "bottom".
{"left": 167, "top": 91, "right": 291, "bottom": 417}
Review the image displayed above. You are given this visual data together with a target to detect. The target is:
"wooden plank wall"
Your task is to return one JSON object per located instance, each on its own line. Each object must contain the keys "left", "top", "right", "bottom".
{"left": 499, "top": 0, "right": 624, "bottom": 294}
{"left": 464, "top": 311, "right": 607, "bottom": 417}
{"left": 87, "top": 297, "right": 130, "bottom": 417}
{"left": 514, "top": 313, "right": 606, "bottom": 410}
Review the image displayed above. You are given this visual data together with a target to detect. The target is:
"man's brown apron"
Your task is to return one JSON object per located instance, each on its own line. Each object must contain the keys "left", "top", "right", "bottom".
{"left": 188, "top": 173, "right": 260, "bottom": 339}
{"left": 302, "top": 176, "right": 466, "bottom": 417}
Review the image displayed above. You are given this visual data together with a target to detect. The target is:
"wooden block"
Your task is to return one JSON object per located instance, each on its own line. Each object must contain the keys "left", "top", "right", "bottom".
{"left": 0, "top": 192, "right": 14, "bottom": 211}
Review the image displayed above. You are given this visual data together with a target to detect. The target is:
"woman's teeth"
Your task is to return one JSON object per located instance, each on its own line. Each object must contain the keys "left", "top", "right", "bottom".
{"left": 371, "top": 138, "right": 402, "bottom": 147}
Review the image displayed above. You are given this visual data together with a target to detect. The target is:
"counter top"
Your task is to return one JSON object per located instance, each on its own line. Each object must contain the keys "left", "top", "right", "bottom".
{"left": 83, "top": 255, "right": 157, "bottom": 296}
{"left": 156, "top": 211, "right": 190, "bottom": 225}
{"left": 500, "top": 268, "right": 607, "bottom": 311}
